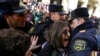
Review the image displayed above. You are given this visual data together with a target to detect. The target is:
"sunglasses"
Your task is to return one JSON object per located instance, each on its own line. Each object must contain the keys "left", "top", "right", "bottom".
{"left": 62, "top": 29, "right": 69, "bottom": 35}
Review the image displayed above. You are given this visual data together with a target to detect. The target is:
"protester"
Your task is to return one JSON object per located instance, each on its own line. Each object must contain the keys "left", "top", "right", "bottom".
{"left": 27, "top": 21, "right": 70, "bottom": 56}
{"left": 38, "top": 21, "right": 70, "bottom": 56}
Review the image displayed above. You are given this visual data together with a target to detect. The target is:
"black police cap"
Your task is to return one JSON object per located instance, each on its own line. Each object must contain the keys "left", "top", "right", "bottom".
{"left": 68, "top": 7, "right": 89, "bottom": 23}
{"left": 71, "top": 7, "right": 89, "bottom": 18}
{"left": 49, "top": 4, "right": 66, "bottom": 15}
{"left": 0, "top": 0, "right": 26, "bottom": 14}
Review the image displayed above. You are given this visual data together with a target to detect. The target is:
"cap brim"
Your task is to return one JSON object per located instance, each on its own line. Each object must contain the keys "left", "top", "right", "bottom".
{"left": 59, "top": 11, "right": 67, "bottom": 15}
{"left": 13, "top": 8, "right": 26, "bottom": 13}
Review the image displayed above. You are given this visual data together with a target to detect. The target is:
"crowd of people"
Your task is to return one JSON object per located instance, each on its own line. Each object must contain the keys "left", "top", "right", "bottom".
{"left": 0, "top": 0, "right": 99, "bottom": 56}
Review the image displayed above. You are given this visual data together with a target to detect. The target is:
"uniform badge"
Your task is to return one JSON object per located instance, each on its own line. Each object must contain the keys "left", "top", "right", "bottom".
{"left": 74, "top": 39, "right": 86, "bottom": 51}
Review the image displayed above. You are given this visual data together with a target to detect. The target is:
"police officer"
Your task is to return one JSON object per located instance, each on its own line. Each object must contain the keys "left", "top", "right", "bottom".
{"left": 0, "top": 0, "right": 32, "bottom": 33}
{"left": 68, "top": 7, "right": 98, "bottom": 56}
{"left": 31, "top": 4, "right": 66, "bottom": 54}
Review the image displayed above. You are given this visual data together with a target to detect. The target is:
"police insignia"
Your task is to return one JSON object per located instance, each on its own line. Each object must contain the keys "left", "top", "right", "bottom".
{"left": 74, "top": 40, "right": 86, "bottom": 51}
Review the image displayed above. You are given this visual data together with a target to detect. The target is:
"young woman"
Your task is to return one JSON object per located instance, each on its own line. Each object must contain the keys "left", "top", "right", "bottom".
{"left": 26, "top": 21, "right": 70, "bottom": 56}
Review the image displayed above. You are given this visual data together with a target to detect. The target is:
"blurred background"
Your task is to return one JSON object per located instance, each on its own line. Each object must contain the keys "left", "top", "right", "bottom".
{"left": 21, "top": 0, "right": 100, "bottom": 18}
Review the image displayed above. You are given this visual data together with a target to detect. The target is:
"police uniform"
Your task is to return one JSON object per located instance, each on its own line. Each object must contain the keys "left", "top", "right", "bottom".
{"left": 68, "top": 8, "right": 98, "bottom": 56}
{"left": 0, "top": 1, "right": 32, "bottom": 33}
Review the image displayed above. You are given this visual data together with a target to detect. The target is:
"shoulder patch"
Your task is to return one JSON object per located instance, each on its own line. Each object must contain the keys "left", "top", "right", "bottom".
{"left": 74, "top": 39, "right": 86, "bottom": 51}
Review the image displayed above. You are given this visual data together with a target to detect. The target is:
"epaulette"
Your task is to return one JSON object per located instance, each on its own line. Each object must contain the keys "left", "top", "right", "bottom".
{"left": 37, "top": 21, "right": 45, "bottom": 24}
{"left": 28, "top": 26, "right": 35, "bottom": 34}
{"left": 79, "top": 30, "right": 86, "bottom": 33}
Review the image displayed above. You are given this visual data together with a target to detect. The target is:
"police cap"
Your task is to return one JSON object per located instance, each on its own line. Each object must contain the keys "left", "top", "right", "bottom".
{"left": 0, "top": 0, "right": 26, "bottom": 14}
{"left": 49, "top": 4, "right": 66, "bottom": 15}
{"left": 71, "top": 7, "right": 89, "bottom": 18}
{"left": 68, "top": 7, "right": 89, "bottom": 23}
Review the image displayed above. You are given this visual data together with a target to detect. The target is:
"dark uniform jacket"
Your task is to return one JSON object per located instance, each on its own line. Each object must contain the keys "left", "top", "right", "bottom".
{"left": 68, "top": 21, "right": 98, "bottom": 56}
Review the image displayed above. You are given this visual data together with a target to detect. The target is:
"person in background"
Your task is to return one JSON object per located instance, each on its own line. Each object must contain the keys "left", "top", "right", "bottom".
{"left": 25, "top": 9, "right": 34, "bottom": 24}
{"left": 0, "top": 29, "right": 30, "bottom": 56}
{"left": 0, "top": 29, "right": 41, "bottom": 56}
{"left": 90, "top": 16, "right": 99, "bottom": 30}
{"left": 34, "top": 6, "right": 44, "bottom": 24}
{"left": 68, "top": 7, "right": 98, "bottom": 56}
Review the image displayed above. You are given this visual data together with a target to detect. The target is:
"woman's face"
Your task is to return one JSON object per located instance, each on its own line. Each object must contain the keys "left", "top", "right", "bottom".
{"left": 62, "top": 27, "right": 70, "bottom": 48}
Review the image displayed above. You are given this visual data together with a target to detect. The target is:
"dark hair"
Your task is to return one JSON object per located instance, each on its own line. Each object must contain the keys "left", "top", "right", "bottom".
{"left": 0, "top": 29, "right": 30, "bottom": 56}
{"left": 45, "top": 21, "right": 70, "bottom": 49}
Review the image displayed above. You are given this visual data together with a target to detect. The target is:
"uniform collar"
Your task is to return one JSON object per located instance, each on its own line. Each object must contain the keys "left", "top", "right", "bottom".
{"left": 71, "top": 20, "right": 94, "bottom": 36}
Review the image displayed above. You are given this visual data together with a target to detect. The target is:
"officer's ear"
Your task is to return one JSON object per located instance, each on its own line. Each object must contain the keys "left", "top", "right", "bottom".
{"left": 78, "top": 17, "right": 85, "bottom": 24}
{"left": 3, "top": 14, "right": 13, "bottom": 24}
{"left": 3, "top": 14, "right": 12, "bottom": 20}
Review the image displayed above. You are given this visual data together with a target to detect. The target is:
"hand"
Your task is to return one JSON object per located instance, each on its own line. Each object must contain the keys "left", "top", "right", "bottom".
{"left": 25, "top": 50, "right": 32, "bottom": 56}
{"left": 29, "top": 36, "right": 41, "bottom": 50}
